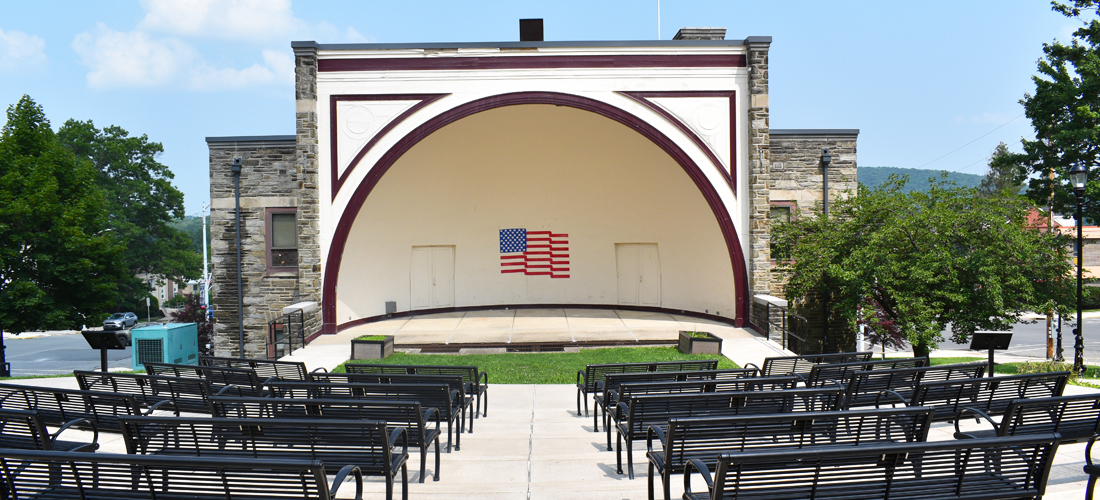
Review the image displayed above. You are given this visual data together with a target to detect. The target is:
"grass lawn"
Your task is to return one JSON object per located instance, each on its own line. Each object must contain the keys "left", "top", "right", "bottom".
{"left": 339, "top": 347, "right": 738, "bottom": 384}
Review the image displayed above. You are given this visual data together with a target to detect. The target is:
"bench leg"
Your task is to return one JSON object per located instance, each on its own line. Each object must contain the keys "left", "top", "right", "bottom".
{"left": 616, "top": 430, "right": 624, "bottom": 475}
{"left": 1089, "top": 472, "right": 1098, "bottom": 500}
{"left": 386, "top": 474, "right": 394, "bottom": 500}
{"left": 455, "top": 419, "right": 461, "bottom": 451}
{"left": 593, "top": 402, "right": 600, "bottom": 432}
{"left": 419, "top": 444, "right": 427, "bottom": 484}
{"left": 469, "top": 401, "right": 475, "bottom": 433}
{"left": 433, "top": 435, "right": 441, "bottom": 481}
{"left": 647, "top": 462, "right": 656, "bottom": 500}
{"left": 606, "top": 420, "right": 613, "bottom": 451}
{"left": 482, "top": 388, "right": 488, "bottom": 417}
{"left": 577, "top": 388, "right": 583, "bottom": 417}
{"left": 401, "top": 463, "right": 409, "bottom": 500}
{"left": 446, "top": 422, "right": 453, "bottom": 453}
{"left": 627, "top": 436, "right": 635, "bottom": 479}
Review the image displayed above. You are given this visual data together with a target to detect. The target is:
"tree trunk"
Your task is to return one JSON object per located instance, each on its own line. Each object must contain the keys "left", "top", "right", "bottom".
{"left": 912, "top": 343, "right": 930, "bottom": 359}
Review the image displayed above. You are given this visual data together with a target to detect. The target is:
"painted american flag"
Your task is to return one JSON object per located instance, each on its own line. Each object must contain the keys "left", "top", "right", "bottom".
{"left": 500, "top": 228, "right": 570, "bottom": 278}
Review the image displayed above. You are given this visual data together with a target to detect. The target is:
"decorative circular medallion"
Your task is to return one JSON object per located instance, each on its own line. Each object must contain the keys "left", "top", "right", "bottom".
{"left": 694, "top": 103, "right": 723, "bottom": 132}
{"left": 342, "top": 105, "right": 375, "bottom": 139}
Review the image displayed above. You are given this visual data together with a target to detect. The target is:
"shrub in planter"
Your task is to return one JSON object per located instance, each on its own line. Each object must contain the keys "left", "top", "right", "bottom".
{"left": 351, "top": 335, "right": 394, "bottom": 360}
{"left": 678, "top": 330, "right": 722, "bottom": 355}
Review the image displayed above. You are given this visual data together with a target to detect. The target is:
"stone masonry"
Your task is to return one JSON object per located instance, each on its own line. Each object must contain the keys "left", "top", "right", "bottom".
{"left": 746, "top": 37, "right": 772, "bottom": 297}
{"left": 294, "top": 45, "right": 323, "bottom": 311}
{"left": 208, "top": 137, "right": 300, "bottom": 359}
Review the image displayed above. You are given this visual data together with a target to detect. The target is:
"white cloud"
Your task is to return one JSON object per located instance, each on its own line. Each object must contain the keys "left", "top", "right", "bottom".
{"left": 188, "top": 49, "right": 293, "bottom": 90}
{"left": 138, "top": 0, "right": 297, "bottom": 42}
{"left": 0, "top": 28, "right": 48, "bottom": 71}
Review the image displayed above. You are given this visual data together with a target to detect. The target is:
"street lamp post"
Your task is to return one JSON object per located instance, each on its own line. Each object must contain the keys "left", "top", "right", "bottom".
{"left": 1070, "top": 162, "right": 1088, "bottom": 374}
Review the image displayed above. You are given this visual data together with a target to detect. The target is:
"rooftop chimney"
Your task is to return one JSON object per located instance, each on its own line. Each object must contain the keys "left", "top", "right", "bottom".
{"left": 520, "top": 19, "right": 544, "bottom": 42}
{"left": 673, "top": 27, "right": 726, "bottom": 41}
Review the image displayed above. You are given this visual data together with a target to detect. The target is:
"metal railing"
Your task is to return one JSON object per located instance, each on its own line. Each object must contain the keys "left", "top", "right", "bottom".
{"left": 785, "top": 313, "right": 809, "bottom": 355}
{"left": 266, "top": 309, "right": 305, "bottom": 360}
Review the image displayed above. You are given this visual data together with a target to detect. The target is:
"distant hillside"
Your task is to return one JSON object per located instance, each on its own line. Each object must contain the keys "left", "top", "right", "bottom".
{"left": 856, "top": 167, "right": 984, "bottom": 193}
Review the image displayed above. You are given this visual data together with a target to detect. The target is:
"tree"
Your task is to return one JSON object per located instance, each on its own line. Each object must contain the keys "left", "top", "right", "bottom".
{"left": 995, "top": 1, "right": 1100, "bottom": 221}
{"left": 0, "top": 95, "right": 128, "bottom": 334}
{"left": 979, "top": 142, "right": 1025, "bottom": 197}
{"left": 169, "top": 294, "right": 213, "bottom": 356}
{"left": 773, "top": 175, "right": 1073, "bottom": 356}
{"left": 56, "top": 120, "right": 199, "bottom": 311}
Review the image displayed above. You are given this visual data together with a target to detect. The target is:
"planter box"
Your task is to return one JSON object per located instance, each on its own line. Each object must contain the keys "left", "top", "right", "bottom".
{"left": 678, "top": 331, "right": 722, "bottom": 355}
{"left": 351, "top": 336, "right": 394, "bottom": 360}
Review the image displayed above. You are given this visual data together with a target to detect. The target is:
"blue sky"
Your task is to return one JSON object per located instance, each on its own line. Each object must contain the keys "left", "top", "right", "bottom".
{"left": 0, "top": 1, "right": 1081, "bottom": 216}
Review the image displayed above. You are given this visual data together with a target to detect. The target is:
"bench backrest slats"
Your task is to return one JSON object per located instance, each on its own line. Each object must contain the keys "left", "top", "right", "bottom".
{"left": 759, "top": 351, "right": 873, "bottom": 377}
{"left": 345, "top": 363, "right": 480, "bottom": 384}
{"left": 199, "top": 355, "right": 310, "bottom": 381}
{"left": 311, "top": 371, "right": 466, "bottom": 395}
{"left": 999, "top": 394, "right": 1100, "bottom": 442}
{"left": 913, "top": 371, "right": 1069, "bottom": 421}
{"left": 209, "top": 396, "right": 433, "bottom": 445}
{"left": 580, "top": 360, "right": 720, "bottom": 393}
{"left": 707, "top": 434, "right": 1058, "bottom": 500}
{"left": 266, "top": 381, "right": 459, "bottom": 417}
{"left": 616, "top": 376, "right": 800, "bottom": 400}
{"left": 0, "top": 383, "right": 141, "bottom": 432}
{"left": 145, "top": 362, "right": 265, "bottom": 396}
{"left": 0, "top": 449, "right": 334, "bottom": 500}
{"left": 805, "top": 357, "right": 928, "bottom": 387}
{"left": 75, "top": 371, "right": 214, "bottom": 414}
{"left": 843, "top": 361, "right": 986, "bottom": 407}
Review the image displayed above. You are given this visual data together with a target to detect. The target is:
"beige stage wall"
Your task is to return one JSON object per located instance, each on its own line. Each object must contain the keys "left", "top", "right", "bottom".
{"left": 335, "top": 103, "right": 736, "bottom": 324}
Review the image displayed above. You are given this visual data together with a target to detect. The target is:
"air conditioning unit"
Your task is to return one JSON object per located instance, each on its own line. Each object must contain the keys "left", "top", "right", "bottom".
{"left": 131, "top": 323, "right": 199, "bottom": 371}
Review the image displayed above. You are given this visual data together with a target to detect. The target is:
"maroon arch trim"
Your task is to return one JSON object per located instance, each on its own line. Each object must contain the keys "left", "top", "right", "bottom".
{"left": 321, "top": 91, "right": 750, "bottom": 333}
{"left": 619, "top": 91, "right": 737, "bottom": 195}
{"left": 319, "top": 54, "right": 746, "bottom": 73}
{"left": 330, "top": 94, "right": 448, "bottom": 200}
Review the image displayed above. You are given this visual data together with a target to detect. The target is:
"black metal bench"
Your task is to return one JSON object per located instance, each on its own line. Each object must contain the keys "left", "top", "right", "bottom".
{"left": 145, "top": 361, "right": 266, "bottom": 397}
{"left": 613, "top": 386, "right": 847, "bottom": 478}
{"left": 755, "top": 351, "right": 872, "bottom": 377}
{"left": 311, "top": 371, "right": 476, "bottom": 431}
{"left": 75, "top": 370, "right": 215, "bottom": 415}
{"left": 646, "top": 406, "right": 935, "bottom": 500}
{"left": 602, "top": 375, "right": 802, "bottom": 450}
{"left": 0, "top": 382, "right": 144, "bottom": 432}
{"left": 266, "top": 380, "right": 464, "bottom": 451}
{"left": 0, "top": 448, "right": 363, "bottom": 500}
{"left": 592, "top": 368, "right": 758, "bottom": 432}
{"left": 0, "top": 408, "right": 98, "bottom": 453}
{"left": 682, "top": 434, "right": 1059, "bottom": 500}
{"left": 576, "top": 359, "right": 720, "bottom": 418}
{"left": 843, "top": 361, "right": 986, "bottom": 407}
{"left": 200, "top": 355, "right": 310, "bottom": 381}
{"left": 345, "top": 362, "right": 489, "bottom": 418}
{"left": 955, "top": 392, "right": 1100, "bottom": 444}
{"left": 803, "top": 356, "right": 928, "bottom": 387}
{"left": 209, "top": 395, "right": 442, "bottom": 482}
{"left": 120, "top": 416, "right": 407, "bottom": 500}
{"left": 901, "top": 371, "right": 1069, "bottom": 421}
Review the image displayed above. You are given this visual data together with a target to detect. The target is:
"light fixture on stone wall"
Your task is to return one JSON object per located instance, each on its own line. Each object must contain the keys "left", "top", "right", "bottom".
{"left": 231, "top": 157, "right": 244, "bottom": 358}
{"left": 821, "top": 148, "right": 832, "bottom": 215}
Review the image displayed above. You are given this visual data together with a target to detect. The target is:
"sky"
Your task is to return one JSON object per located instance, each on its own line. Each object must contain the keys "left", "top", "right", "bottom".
{"left": 0, "top": 1, "right": 1083, "bottom": 216}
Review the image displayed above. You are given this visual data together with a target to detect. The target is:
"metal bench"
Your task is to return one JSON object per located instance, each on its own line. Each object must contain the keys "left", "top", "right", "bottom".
{"left": 345, "top": 362, "right": 489, "bottom": 418}
{"left": 0, "top": 448, "right": 363, "bottom": 500}
{"left": 843, "top": 361, "right": 986, "bottom": 408}
{"left": 200, "top": 355, "right": 310, "bottom": 381}
{"left": 209, "top": 395, "right": 442, "bottom": 482}
{"left": 0, "top": 382, "right": 144, "bottom": 432}
{"left": 613, "top": 386, "right": 847, "bottom": 478}
{"left": 74, "top": 370, "right": 215, "bottom": 415}
{"left": 311, "top": 371, "right": 475, "bottom": 431}
{"left": 902, "top": 371, "right": 1069, "bottom": 421}
{"left": 602, "top": 375, "right": 802, "bottom": 450}
{"left": 576, "top": 359, "right": 720, "bottom": 418}
{"left": 266, "top": 380, "right": 465, "bottom": 451}
{"left": 955, "top": 392, "right": 1100, "bottom": 444}
{"left": 755, "top": 351, "right": 872, "bottom": 377}
{"left": 646, "top": 406, "right": 934, "bottom": 500}
{"left": 682, "top": 434, "right": 1059, "bottom": 500}
{"left": 145, "top": 361, "right": 266, "bottom": 397}
{"left": 592, "top": 368, "right": 758, "bottom": 432}
{"left": 0, "top": 408, "right": 98, "bottom": 453}
{"left": 120, "top": 416, "right": 407, "bottom": 500}
{"left": 803, "top": 356, "right": 928, "bottom": 387}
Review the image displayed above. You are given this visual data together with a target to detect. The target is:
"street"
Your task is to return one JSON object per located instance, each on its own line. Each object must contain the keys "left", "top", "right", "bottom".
{"left": 3, "top": 331, "right": 132, "bottom": 377}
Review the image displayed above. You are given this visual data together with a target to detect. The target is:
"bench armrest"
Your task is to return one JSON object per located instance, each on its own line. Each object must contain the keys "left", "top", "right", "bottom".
{"left": 308, "top": 367, "right": 328, "bottom": 382}
{"left": 646, "top": 425, "right": 666, "bottom": 455}
{"left": 329, "top": 464, "right": 364, "bottom": 500}
{"left": 792, "top": 372, "right": 808, "bottom": 387}
{"left": 1088, "top": 435, "right": 1100, "bottom": 469}
{"left": 576, "top": 370, "right": 587, "bottom": 389}
{"left": 214, "top": 384, "right": 246, "bottom": 397}
{"left": 423, "top": 406, "right": 441, "bottom": 434}
{"left": 742, "top": 362, "right": 760, "bottom": 377}
{"left": 52, "top": 418, "right": 98, "bottom": 450}
{"left": 683, "top": 458, "right": 714, "bottom": 496}
{"left": 874, "top": 389, "right": 909, "bottom": 408}
{"left": 613, "top": 401, "right": 628, "bottom": 423}
{"left": 146, "top": 399, "right": 178, "bottom": 415}
{"left": 389, "top": 425, "right": 409, "bottom": 454}
{"left": 953, "top": 407, "right": 999, "bottom": 438}
{"left": 478, "top": 370, "right": 488, "bottom": 386}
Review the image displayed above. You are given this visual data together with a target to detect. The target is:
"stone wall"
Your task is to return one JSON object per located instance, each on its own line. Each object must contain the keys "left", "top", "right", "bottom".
{"left": 208, "top": 137, "right": 299, "bottom": 358}
{"left": 746, "top": 37, "right": 772, "bottom": 299}
{"left": 294, "top": 45, "right": 323, "bottom": 321}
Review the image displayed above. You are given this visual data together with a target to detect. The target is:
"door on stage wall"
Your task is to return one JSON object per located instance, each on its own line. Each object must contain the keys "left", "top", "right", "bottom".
{"left": 411, "top": 246, "right": 455, "bottom": 310}
{"left": 616, "top": 243, "right": 661, "bottom": 307}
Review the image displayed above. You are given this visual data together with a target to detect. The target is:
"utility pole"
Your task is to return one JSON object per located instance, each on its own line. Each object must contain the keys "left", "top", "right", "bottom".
{"left": 202, "top": 202, "right": 210, "bottom": 309}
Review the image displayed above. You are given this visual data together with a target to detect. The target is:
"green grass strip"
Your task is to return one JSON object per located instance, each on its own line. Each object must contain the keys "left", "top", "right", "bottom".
{"left": 339, "top": 347, "right": 738, "bottom": 384}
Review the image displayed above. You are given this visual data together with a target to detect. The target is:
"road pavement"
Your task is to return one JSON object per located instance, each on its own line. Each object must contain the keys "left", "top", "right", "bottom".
{"left": 3, "top": 330, "right": 133, "bottom": 377}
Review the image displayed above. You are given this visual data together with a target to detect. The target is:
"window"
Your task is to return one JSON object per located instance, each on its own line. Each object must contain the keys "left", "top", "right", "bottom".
{"left": 267, "top": 208, "right": 298, "bottom": 272}
{"left": 770, "top": 202, "right": 795, "bottom": 261}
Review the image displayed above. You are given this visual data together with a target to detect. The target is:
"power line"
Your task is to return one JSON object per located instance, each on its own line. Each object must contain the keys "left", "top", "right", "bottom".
{"left": 914, "top": 113, "right": 1024, "bottom": 169}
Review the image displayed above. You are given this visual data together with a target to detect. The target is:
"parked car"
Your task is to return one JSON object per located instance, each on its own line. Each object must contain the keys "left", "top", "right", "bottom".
{"left": 103, "top": 312, "right": 138, "bottom": 331}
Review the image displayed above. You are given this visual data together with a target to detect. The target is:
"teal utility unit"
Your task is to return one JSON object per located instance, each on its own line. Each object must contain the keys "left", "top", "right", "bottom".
{"left": 131, "top": 323, "right": 198, "bottom": 371}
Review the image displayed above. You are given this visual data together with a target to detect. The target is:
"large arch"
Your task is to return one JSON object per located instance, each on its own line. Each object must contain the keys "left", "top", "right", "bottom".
{"left": 322, "top": 91, "right": 749, "bottom": 333}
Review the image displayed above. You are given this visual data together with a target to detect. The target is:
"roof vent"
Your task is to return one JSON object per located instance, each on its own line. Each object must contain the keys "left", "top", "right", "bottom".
{"left": 520, "top": 19, "right": 543, "bottom": 42}
{"left": 673, "top": 27, "right": 726, "bottom": 40}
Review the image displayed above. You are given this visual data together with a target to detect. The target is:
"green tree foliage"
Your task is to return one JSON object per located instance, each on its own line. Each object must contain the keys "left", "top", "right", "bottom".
{"left": 995, "top": 1, "right": 1100, "bottom": 220}
{"left": 979, "top": 142, "right": 1026, "bottom": 197}
{"left": 774, "top": 175, "right": 1073, "bottom": 355}
{"left": 56, "top": 119, "right": 199, "bottom": 311}
{"left": 857, "top": 167, "right": 983, "bottom": 193}
{"left": 169, "top": 215, "right": 210, "bottom": 255}
{"left": 169, "top": 293, "right": 213, "bottom": 356}
{"left": 0, "top": 96, "right": 129, "bottom": 333}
